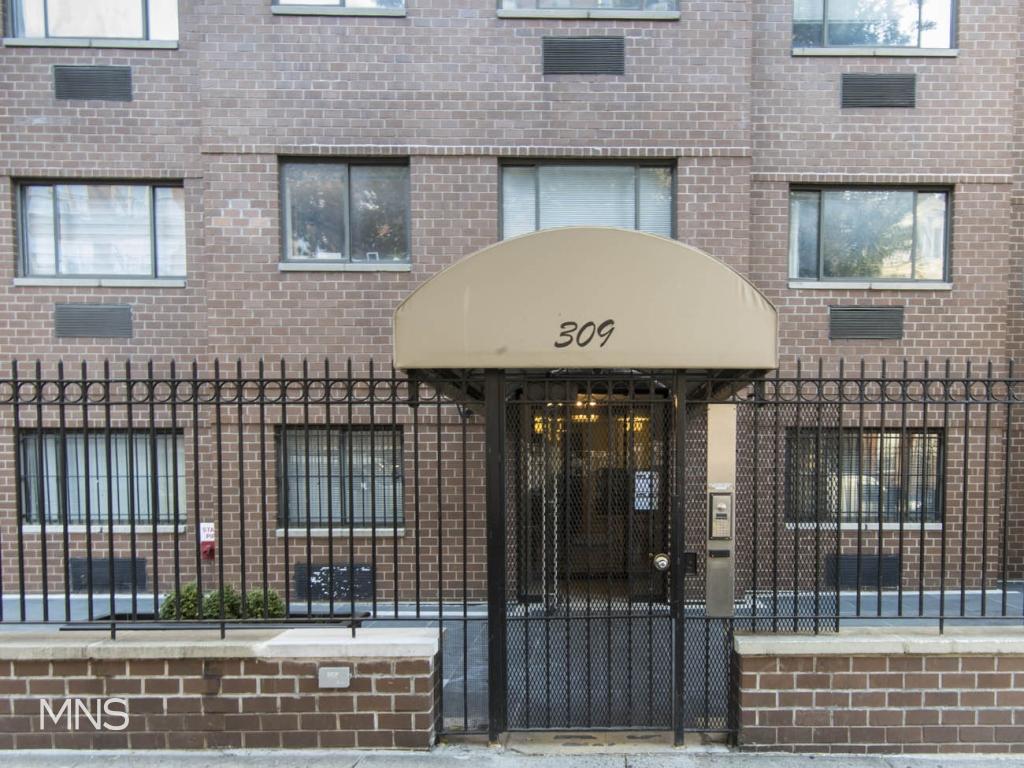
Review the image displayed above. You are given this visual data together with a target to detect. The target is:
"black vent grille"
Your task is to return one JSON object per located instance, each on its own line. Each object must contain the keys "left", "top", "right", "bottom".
{"left": 829, "top": 306, "right": 904, "bottom": 340}
{"left": 841, "top": 73, "right": 916, "bottom": 108}
{"left": 54, "top": 304, "right": 133, "bottom": 338}
{"left": 54, "top": 65, "right": 133, "bottom": 101}
{"left": 827, "top": 553, "right": 900, "bottom": 589}
{"left": 294, "top": 563, "right": 374, "bottom": 601}
{"left": 70, "top": 558, "right": 147, "bottom": 593}
{"left": 542, "top": 37, "right": 625, "bottom": 75}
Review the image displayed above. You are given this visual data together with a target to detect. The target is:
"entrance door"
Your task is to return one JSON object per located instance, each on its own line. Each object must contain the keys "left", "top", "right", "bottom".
{"left": 503, "top": 375, "right": 674, "bottom": 729}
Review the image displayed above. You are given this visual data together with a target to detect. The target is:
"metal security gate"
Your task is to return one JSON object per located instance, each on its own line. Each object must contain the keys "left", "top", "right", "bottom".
{"left": 484, "top": 371, "right": 748, "bottom": 739}
{"left": 503, "top": 374, "right": 674, "bottom": 730}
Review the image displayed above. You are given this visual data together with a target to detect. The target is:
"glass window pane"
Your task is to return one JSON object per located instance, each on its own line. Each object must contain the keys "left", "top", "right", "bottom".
{"left": 347, "top": 0, "right": 406, "bottom": 8}
{"left": 826, "top": 0, "right": 919, "bottom": 47}
{"left": 23, "top": 186, "right": 56, "bottom": 276}
{"left": 789, "top": 191, "right": 819, "bottom": 279}
{"left": 155, "top": 187, "right": 186, "bottom": 277}
{"left": 279, "top": 0, "right": 340, "bottom": 4}
{"left": 914, "top": 192, "right": 946, "bottom": 280}
{"left": 147, "top": 0, "right": 179, "bottom": 41}
{"left": 14, "top": 0, "right": 47, "bottom": 37}
{"left": 499, "top": 0, "right": 679, "bottom": 7}
{"left": 46, "top": 0, "right": 145, "bottom": 39}
{"left": 919, "top": 0, "right": 952, "bottom": 47}
{"left": 285, "top": 428, "right": 402, "bottom": 527}
{"left": 793, "top": 0, "right": 824, "bottom": 46}
{"left": 349, "top": 166, "right": 409, "bottom": 264}
{"left": 501, "top": 167, "right": 537, "bottom": 239}
{"left": 538, "top": 165, "right": 635, "bottom": 231}
{"left": 56, "top": 185, "right": 152, "bottom": 276}
{"left": 20, "top": 431, "right": 184, "bottom": 525}
{"left": 821, "top": 189, "right": 914, "bottom": 279}
{"left": 283, "top": 163, "right": 346, "bottom": 261}
{"left": 637, "top": 167, "right": 673, "bottom": 238}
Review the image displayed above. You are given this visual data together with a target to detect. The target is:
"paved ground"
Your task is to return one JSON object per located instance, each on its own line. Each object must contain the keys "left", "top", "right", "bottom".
{"left": 2, "top": 745, "right": 1022, "bottom": 768}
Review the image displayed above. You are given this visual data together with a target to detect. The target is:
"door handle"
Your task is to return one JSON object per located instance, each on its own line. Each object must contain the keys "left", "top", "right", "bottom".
{"left": 651, "top": 553, "right": 670, "bottom": 572}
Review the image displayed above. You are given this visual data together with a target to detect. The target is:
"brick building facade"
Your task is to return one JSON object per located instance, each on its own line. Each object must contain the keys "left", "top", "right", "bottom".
{"left": 1, "top": 0, "right": 1023, "bottom": 752}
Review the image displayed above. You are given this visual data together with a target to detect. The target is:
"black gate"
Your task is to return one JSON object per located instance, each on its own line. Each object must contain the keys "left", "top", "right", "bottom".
{"left": 503, "top": 373, "right": 675, "bottom": 730}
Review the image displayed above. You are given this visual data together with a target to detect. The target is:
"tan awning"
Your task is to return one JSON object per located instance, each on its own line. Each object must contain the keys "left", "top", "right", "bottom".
{"left": 393, "top": 227, "right": 777, "bottom": 370}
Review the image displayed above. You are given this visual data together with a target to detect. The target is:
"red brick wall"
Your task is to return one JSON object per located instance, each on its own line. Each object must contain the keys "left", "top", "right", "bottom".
{"left": 0, "top": 652, "right": 440, "bottom": 749}
{"left": 738, "top": 650, "right": 1024, "bottom": 754}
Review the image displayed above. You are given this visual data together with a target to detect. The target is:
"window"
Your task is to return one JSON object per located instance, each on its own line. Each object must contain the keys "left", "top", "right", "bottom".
{"left": 280, "top": 428, "right": 403, "bottom": 527}
{"left": 499, "top": 0, "right": 677, "bottom": 10}
{"left": 20, "top": 432, "right": 185, "bottom": 525}
{"left": 20, "top": 183, "right": 186, "bottom": 279}
{"left": 275, "top": 0, "right": 405, "bottom": 9}
{"left": 281, "top": 161, "right": 410, "bottom": 264}
{"left": 787, "top": 429, "right": 943, "bottom": 524}
{"left": 8, "top": 0, "right": 178, "bottom": 41}
{"left": 501, "top": 163, "right": 674, "bottom": 239}
{"left": 793, "top": 0, "right": 954, "bottom": 49}
{"left": 789, "top": 188, "right": 948, "bottom": 282}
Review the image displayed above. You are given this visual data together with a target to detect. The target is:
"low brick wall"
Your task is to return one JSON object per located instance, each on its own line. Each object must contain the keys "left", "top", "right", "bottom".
{"left": 0, "top": 628, "right": 440, "bottom": 750}
{"left": 736, "top": 630, "right": 1024, "bottom": 754}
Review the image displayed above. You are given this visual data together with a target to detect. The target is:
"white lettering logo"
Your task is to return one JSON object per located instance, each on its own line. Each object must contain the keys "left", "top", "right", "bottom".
{"left": 38, "top": 698, "right": 129, "bottom": 731}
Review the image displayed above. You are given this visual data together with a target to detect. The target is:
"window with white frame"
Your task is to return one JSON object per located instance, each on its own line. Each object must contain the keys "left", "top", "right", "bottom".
{"left": 20, "top": 183, "right": 186, "bottom": 279}
{"left": 281, "top": 161, "right": 410, "bottom": 265}
{"left": 498, "top": 0, "right": 678, "bottom": 11}
{"left": 787, "top": 428, "right": 943, "bottom": 525}
{"left": 8, "top": 0, "right": 178, "bottom": 41}
{"left": 789, "top": 188, "right": 949, "bottom": 282}
{"left": 793, "top": 0, "right": 954, "bottom": 49}
{"left": 275, "top": 0, "right": 405, "bottom": 10}
{"left": 280, "top": 427, "right": 404, "bottom": 528}
{"left": 20, "top": 431, "right": 185, "bottom": 526}
{"left": 501, "top": 163, "right": 674, "bottom": 239}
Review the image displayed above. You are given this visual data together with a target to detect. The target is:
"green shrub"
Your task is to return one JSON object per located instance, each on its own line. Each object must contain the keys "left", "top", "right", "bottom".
{"left": 201, "top": 584, "right": 242, "bottom": 619}
{"left": 159, "top": 583, "right": 200, "bottom": 620}
{"left": 243, "top": 588, "right": 287, "bottom": 619}
{"left": 160, "top": 583, "right": 285, "bottom": 621}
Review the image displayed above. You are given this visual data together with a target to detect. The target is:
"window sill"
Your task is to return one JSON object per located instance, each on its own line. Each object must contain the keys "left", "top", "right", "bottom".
{"left": 279, "top": 262, "right": 411, "bottom": 273}
{"left": 788, "top": 280, "right": 952, "bottom": 291}
{"left": 786, "top": 522, "right": 943, "bottom": 531}
{"left": 271, "top": 6, "right": 406, "bottom": 17}
{"left": 22, "top": 524, "right": 187, "bottom": 534}
{"left": 3, "top": 37, "right": 178, "bottom": 49}
{"left": 496, "top": 9, "right": 680, "bottom": 20}
{"left": 275, "top": 528, "right": 405, "bottom": 538}
{"left": 792, "top": 47, "right": 957, "bottom": 58}
{"left": 13, "top": 277, "right": 187, "bottom": 288}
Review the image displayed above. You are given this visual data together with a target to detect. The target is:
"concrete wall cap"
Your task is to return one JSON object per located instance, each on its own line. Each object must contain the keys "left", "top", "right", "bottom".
{"left": 255, "top": 627, "right": 440, "bottom": 659}
{"left": 734, "top": 628, "right": 1024, "bottom": 657}
{"left": 0, "top": 628, "right": 439, "bottom": 660}
{"left": 0, "top": 630, "right": 278, "bottom": 660}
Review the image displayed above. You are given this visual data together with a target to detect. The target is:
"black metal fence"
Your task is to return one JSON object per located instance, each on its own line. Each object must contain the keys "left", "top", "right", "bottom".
{"left": 0, "top": 359, "right": 1021, "bottom": 737}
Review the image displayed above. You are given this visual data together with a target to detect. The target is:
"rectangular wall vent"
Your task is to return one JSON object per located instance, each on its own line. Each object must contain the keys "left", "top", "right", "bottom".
{"left": 841, "top": 73, "right": 916, "bottom": 108}
{"left": 294, "top": 564, "right": 374, "bottom": 601}
{"left": 827, "top": 553, "right": 900, "bottom": 590}
{"left": 542, "top": 37, "right": 625, "bottom": 75}
{"left": 54, "top": 304, "right": 133, "bottom": 338}
{"left": 829, "top": 306, "right": 904, "bottom": 340}
{"left": 54, "top": 65, "right": 133, "bottom": 101}
{"left": 70, "top": 557, "right": 147, "bottom": 593}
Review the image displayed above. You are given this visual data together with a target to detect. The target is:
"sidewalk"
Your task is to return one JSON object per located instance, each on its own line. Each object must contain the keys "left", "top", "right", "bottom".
{"left": 3, "top": 744, "right": 1022, "bottom": 768}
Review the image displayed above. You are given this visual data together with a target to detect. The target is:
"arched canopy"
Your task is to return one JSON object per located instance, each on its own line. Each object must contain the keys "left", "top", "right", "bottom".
{"left": 393, "top": 227, "right": 777, "bottom": 371}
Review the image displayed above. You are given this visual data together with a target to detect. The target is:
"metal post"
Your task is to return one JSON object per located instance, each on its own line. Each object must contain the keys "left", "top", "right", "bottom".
{"left": 485, "top": 369, "right": 507, "bottom": 742}
{"left": 671, "top": 372, "right": 687, "bottom": 746}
